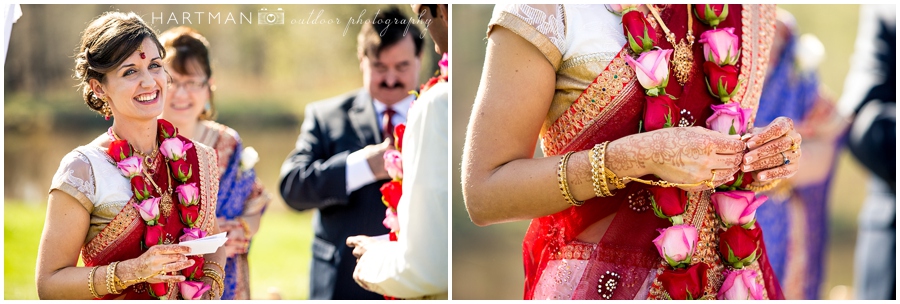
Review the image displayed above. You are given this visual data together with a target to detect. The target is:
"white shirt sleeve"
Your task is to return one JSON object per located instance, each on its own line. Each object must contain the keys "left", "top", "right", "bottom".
{"left": 354, "top": 82, "right": 449, "bottom": 298}
{"left": 345, "top": 149, "right": 377, "bottom": 194}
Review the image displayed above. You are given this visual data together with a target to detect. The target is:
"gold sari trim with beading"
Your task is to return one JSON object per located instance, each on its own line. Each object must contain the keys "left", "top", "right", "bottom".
{"left": 541, "top": 48, "right": 637, "bottom": 156}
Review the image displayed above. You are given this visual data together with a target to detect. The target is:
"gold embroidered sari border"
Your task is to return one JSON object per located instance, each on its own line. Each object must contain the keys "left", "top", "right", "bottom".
{"left": 541, "top": 48, "right": 636, "bottom": 156}
{"left": 196, "top": 142, "right": 220, "bottom": 234}
{"left": 82, "top": 202, "right": 140, "bottom": 264}
{"left": 736, "top": 4, "right": 776, "bottom": 124}
{"left": 488, "top": 11, "right": 563, "bottom": 71}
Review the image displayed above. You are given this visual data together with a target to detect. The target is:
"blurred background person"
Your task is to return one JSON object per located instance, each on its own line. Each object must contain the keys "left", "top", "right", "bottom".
{"left": 159, "top": 26, "right": 271, "bottom": 300}
{"left": 347, "top": 3, "right": 449, "bottom": 300}
{"left": 278, "top": 6, "right": 424, "bottom": 300}
{"left": 36, "top": 12, "right": 225, "bottom": 299}
{"left": 753, "top": 8, "right": 851, "bottom": 300}
{"left": 839, "top": 4, "right": 896, "bottom": 300}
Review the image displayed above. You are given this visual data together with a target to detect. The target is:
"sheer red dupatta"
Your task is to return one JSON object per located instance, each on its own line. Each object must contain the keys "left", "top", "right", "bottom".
{"left": 81, "top": 136, "right": 219, "bottom": 299}
{"left": 523, "top": 4, "right": 783, "bottom": 299}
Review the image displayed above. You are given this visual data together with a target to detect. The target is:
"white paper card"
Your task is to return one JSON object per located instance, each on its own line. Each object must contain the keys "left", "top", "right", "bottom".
{"left": 371, "top": 233, "right": 390, "bottom": 241}
{"left": 179, "top": 232, "right": 227, "bottom": 255}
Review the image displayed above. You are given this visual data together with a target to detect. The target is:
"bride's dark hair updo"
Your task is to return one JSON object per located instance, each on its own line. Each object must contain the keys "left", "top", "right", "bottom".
{"left": 73, "top": 12, "right": 165, "bottom": 114}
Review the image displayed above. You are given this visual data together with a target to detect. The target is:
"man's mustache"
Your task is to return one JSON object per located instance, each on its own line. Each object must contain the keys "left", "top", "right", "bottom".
{"left": 379, "top": 81, "right": 405, "bottom": 89}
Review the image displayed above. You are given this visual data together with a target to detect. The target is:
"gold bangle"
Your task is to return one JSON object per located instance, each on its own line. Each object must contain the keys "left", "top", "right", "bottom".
{"left": 202, "top": 269, "right": 225, "bottom": 298}
{"left": 204, "top": 261, "right": 225, "bottom": 275}
{"left": 106, "top": 262, "right": 120, "bottom": 295}
{"left": 557, "top": 151, "right": 584, "bottom": 206}
{"left": 589, "top": 144, "right": 605, "bottom": 197}
{"left": 88, "top": 266, "right": 101, "bottom": 299}
{"left": 745, "top": 179, "right": 782, "bottom": 192}
{"left": 599, "top": 141, "right": 622, "bottom": 195}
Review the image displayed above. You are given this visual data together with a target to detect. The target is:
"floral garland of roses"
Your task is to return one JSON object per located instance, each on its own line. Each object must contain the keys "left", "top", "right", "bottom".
{"left": 108, "top": 119, "right": 211, "bottom": 300}
{"left": 612, "top": 4, "right": 767, "bottom": 299}
{"left": 379, "top": 52, "right": 449, "bottom": 242}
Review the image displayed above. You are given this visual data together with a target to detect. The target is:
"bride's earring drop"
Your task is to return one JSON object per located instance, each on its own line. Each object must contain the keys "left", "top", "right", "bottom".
{"left": 100, "top": 96, "right": 112, "bottom": 121}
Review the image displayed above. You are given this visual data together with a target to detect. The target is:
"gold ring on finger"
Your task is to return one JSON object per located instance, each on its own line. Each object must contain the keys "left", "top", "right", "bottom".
{"left": 789, "top": 135, "right": 800, "bottom": 151}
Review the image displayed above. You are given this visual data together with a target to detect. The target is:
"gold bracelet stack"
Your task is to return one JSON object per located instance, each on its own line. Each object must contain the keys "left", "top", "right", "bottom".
{"left": 556, "top": 151, "right": 584, "bottom": 206}
{"left": 88, "top": 265, "right": 101, "bottom": 298}
{"left": 202, "top": 269, "right": 225, "bottom": 299}
{"left": 745, "top": 179, "right": 781, "bottom": 192}
{"left": 106, "top": 262, "right": 121, "bottom": 295}
{"left": 204, "top": 261, "right": 225, "bottom": 275}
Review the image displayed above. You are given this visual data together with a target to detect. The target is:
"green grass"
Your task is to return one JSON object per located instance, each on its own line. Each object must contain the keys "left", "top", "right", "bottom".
{"left": 4, "top": 201, "right": 314, "bottom": 300}
{"left": 4, "top": 201, "right": 45, "bottom": 300}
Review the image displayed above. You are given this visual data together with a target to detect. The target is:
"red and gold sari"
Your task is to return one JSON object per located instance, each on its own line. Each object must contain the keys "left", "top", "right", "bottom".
{"left": 80, "top": 137, "right": 219, "bottom": 300}
{"left": 492, "top": 4, "right": 783, "bottom": 300}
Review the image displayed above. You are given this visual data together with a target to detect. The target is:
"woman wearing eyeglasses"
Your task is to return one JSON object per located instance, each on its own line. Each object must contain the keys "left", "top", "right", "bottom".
{"left": 159, "top": 26, "right": 271, "bottom": 300}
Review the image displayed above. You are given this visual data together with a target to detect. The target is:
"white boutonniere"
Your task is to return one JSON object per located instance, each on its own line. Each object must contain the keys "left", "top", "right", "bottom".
{"left": 240, "top": 146, "right": 259, "bottom": 172}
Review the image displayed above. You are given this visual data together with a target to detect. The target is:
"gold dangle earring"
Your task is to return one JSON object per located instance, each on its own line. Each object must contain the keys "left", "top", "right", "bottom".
{"left": 101, "top": 97, "right": 112, "bottom": 121}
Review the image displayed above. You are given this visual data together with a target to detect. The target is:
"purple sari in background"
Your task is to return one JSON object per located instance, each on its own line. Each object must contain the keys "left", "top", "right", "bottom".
{"left": 754, "top": 22, "right": 847, "bottom": 299}
{"left": 198, "top": 121, "right": 270, "bottom": 300}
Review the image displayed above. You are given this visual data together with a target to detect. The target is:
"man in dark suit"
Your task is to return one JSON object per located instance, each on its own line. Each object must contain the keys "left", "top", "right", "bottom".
{"left": 278, "top": 7, "right": 423, "bottom": 300}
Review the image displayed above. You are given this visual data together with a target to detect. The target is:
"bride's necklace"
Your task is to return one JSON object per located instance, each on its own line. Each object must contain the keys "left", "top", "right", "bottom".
{"left": 108, "top": 128, "right": 174, "bottom": 218}
{"left": 646, "top": 4, "right": 694, "bottom": 86}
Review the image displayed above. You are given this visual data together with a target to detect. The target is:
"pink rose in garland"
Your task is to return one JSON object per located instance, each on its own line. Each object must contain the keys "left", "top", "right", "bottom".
{"left": 117, "top": 156, "right": 143, "bottom": 178}
{"left": 107, "top": 139, "right": 133, "bottom": 162}
{"left": 622, "top": 10, "right": 657, "bottom": 54}
{"left": 703, "top": 62, "right": 742, "bottom": 102}
{"left": 439, "top": 53, "right": 449, "bottom": 78}
{"left": 133, "top": 197, "right": 161, "bottom": 225}
{"left": 160, "top": 137, "right": 193, "bottom": 161}
{"left": 171, "top": 158, "right": 193, "bottom": 183}
{"left": 180, "top": 227, "right": 207, "bottom": 242}
{"left": 712, "top": 190, "right": 767, "bottom": 228}
{"left": 643, "top": 95, "right": 681, "bottom": 132}
{"left": 383, "top": 208, "right": 400, "bottom": 231}
{"left": 176, "top": 183, "right": 200, "bottom": 206}
{"left": 657, "top": 262, "right": 710, "bottom": 300}
{"left": 706, "top": 102, "right": 752, "bottom": 135}
{"left": 694, "top": 4, "right": 729, "bottom": 28}
{"left": 653, "top": 224, "right": 698, "bottom": 268}
{"left": 649, "top": 187, "right": 688, "bottom": 223}
{"left": 717, "top": 269, "right": 764, "bottom": 300}
{"left": 719, "top": 225, "right": 761, "bottom": 269}
{"left": 178, "top": 280, "right": 211, "bottom": 300}
{"left": 144, "top": 224, "right": 164, "bottom": 247}
{"left": 700, "top": 27, "right": 740, "bottom": 66}
{"left": 625, "top": 49, "right": 673, "bottom": 97}
{"left": 383, "top": 150, "right": 403, "bottom": 180}
{"left": 607, "top": 4, "right": 639, "bottom": 15}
